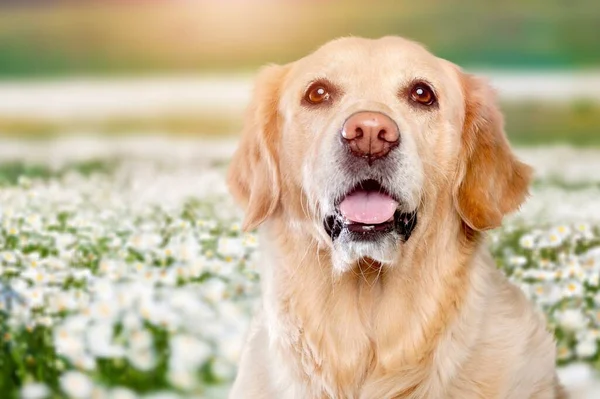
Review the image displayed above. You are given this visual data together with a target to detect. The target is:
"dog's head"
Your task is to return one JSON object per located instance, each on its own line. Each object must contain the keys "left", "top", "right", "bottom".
{"left": 228, "top": 36, "right": 531, "bottom": 273}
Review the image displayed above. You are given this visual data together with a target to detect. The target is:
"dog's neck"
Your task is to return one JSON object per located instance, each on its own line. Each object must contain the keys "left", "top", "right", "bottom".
{"left": 257, "top": 197, "right": 488, "bottom": 397}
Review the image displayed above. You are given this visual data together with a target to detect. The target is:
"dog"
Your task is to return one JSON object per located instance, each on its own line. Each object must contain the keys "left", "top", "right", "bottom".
{"left": 227, "top": 36, "right": 565, "bottom": 399}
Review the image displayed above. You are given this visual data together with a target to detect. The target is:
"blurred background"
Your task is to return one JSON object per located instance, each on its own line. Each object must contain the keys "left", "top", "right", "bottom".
{"left": 0, "top": 0, "right": 598, "bottom": 145}
{"left": 1, "top": 1, "right": 600, "bottom": 398}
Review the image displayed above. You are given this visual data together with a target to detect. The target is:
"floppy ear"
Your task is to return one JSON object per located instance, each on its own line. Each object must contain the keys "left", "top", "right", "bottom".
{"left": 227, "top": 64, "right": 288, "bottom": 231}
{"left": 453, "top": 73, "right": 533, "bottom": 231}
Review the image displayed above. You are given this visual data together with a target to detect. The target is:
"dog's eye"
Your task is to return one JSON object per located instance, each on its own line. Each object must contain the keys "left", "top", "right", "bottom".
{"left": 305, "top": 84, "right": 331, "bottom": 105}
{"left": 410, "top": 83, "right": 437, "bottom": 106}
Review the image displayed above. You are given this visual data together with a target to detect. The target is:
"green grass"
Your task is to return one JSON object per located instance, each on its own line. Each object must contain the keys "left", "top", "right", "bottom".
{"left": 0, "top": 115, "right": 242, "bottom": 140}
{"left": 0, "top": 160, "right": 114, "bottom": 186}
{"left": 503, "top": 100, "right": 600, "bottom": 146}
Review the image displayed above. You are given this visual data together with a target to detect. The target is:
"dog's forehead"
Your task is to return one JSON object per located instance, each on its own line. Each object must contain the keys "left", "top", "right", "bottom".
{"left": 315, "top": 36, "right": 435, "bottom": 61}
{"left": 289, "top": 36, "right": 455, "bottom": 91}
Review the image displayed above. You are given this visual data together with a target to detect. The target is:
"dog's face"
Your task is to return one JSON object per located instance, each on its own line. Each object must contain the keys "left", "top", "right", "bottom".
{"left": 228, "top": 36, "right": 531, "bottom": 273}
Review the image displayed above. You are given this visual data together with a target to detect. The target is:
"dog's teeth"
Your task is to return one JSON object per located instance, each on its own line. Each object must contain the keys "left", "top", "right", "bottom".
{"left": 362, "top": 225, "right": 375, "bottom": 231}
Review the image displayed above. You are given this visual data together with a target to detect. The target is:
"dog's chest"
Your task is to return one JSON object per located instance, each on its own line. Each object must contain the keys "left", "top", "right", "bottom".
{"left": 274, "top": 322, "right": 432, "bottom": 399}
{"left": 275, "top": 316, "right": 373, "bottom": 397}
{"left": 271, "top": 286, "right": 430, "bottom": 398}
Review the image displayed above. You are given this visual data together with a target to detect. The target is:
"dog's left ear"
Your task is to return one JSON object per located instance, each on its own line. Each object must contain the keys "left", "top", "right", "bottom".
{"left": 227, "top": 64, "right": 289, "bottom": 231}
{"left": 453, "top": 72, "right": 533, "bottom": 231}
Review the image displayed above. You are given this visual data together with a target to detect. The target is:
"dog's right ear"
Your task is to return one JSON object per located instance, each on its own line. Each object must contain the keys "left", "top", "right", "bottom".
{"left": 227, "top": 64, "right": 289, "bottom": 231}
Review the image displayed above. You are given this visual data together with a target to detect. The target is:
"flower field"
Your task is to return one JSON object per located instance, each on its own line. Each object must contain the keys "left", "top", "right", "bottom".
{"left": 1, "top": 137, "right": 600, "bottom": 398}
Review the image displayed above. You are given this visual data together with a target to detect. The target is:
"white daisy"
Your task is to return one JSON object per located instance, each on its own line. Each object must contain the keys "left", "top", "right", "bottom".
{"left": 20, "top": 382, "right": 50, "bottom": 399}
{"left": 60, "top": 371, "right": 94, "bottom": 399}
{"left": 127, "top": 348, "right": 156, "bottom": 372}
{"left": 575, "top": 336, "right": 598, "bottom": 358}
{"left": 557, "top": 308, "right": 588, "bottom": 332}
{"left": 169, "top": 334, "right": 212, "bottom": 372}
{"left": 519, "top": 234, "right": 536, "bottom": 249}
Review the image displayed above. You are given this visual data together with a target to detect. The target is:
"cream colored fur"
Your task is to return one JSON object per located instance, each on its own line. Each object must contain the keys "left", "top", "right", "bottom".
{"left": 227, "top": 36, "right": 566, "bottom": 399}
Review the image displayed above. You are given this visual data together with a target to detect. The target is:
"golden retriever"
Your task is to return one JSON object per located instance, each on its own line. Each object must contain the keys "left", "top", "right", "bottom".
{"left": 227, "top": 36, "right": 565, "bottom": 399}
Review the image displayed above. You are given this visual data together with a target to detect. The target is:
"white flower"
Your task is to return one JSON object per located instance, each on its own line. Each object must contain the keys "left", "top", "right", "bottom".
{"left": 21, "top": 268, "right": 51, "bottom": 286}
{"left": 36, "top": 315, "right": 54, "bottom": 328}
{"left": 60, "top": 371, "right": 94, "bottom": 399}
{"left": 575, "top": 337, "right": 598, "bottom": 358}
{"left": 24, "top": 287, "right": 46, "bottom": 308}
{"left": 538, "top": 232, "right": 563, "bottom": 248}
{"left": 139, "top": 300, "right": 180, "bottom": 330}
{"left": 557, "top": 344, "right": 573, "bottom": 361}
{"left": 202, "top": 278, "right": 227, "bottom": 304}
{"left": 5, "top": 223, "right": 19, "bottom": 236}
{"left": 128, "top": 329, "right": 153, "bottom": 351}
{"left": 54, "top": 327, "right": 86, "bottom": 361}
{"left": 519, "top": 234, "right": 536, "bottom": 249}
{"left": 538, "top": 258, "right": 553, "bottom": 269}
{"left": 86, "top": 322, "right": 124, "bottom": 358}
{"left": 557, "top": 309, "right": 588, "bottom": 332}
{"left": 167, "top": 369, "right": 197, "bottom": 391}
{"left": 522, "top": 269, "right": 555, "bottom": 282}
{"left": 128, "top": 232, "right": 161, "bottom": 252}
{"left": 21, "top": 382, "right": 50, "bottom": 399}
{"left": 127, "top": 348, "right": 156, "bottom": 372}
{"left": 121, "top": 312, "right": 143, "bottom": 331}
{"left": 89, "top": 278, "right": 115, "bottom": 301}
{"left": 72, "top": 291, "right": 91, "bottom": 311}
{"left": 89, "top": 300, "right": 119, "bottom": 322}
{"left": 167, "top": 289, "right": 208, "bottom": 317}
{"left": 25, "top": 253, "right": 42, "bottom": 269}
{"left": 24, "top": 213, "right": 43, "bottom": 231}
{"left": 575, "top": 222, "right": 594, "bottom": 240}
{"left": 169, "top": 334, "right": 211, "bottom": 372}
{"left": 530, "top": 283, "right": 561, "bottom": 305}
{"left": 587, "top": 272, "right": 599, "bottom": 287}
{"left": 189, "top": 259, "right": 205, "bottom": 278}
{"left": 198, "top": 232, "right": 213, "bottom": 242}
{"left": 54, "top": 233, "right": 76, "bottom": 251}
{"left": 46, "top": 257, "right": 68, "bottom": 271}
{"left": 508, "top": 255, "right": 527, "bottom": 267}
{"left": 97, "top": 259, "right": 123, "bottom": 280}
{"left": 196, "top": 219, "right": 217, "bottom": 230}
{"left": 217, "top": 237, "right": 245, "bottom": 258}
{"left": 47, "top": 291, "right": 79, "bottom": 313}
{"left": 562, "top": 280, "right": 583, "bottom": 298}
{"left": 565, "top": 260, "right": 585, "bottom": 280}
{"left": 90, "top": 386, "right": 108, "bottom": 399}
{"left": 584, "top": 248, "right": 600, "bottom": 270}
{"left": 553, "top": 225, "right": 571, "bottom": 239}
{"left": 1, "top": 251, "right": 18, "bottom": 264}
{"left": 109, "top": 387, "right": 137, "bottom": 399}
{"left": 211, "top": 358, "right": 236, "bottom": 381}
{"left": 62, "top": 314, "right": 91, "bottom": 333}
{"left": 165, "top": 235, "right": 200, "bottom": 262}
{"left": 153, "top": 268, "right": 177, "bottom": 286}
{"left": 142, "top": 392, "right": 182, "bottom": 399}
{"left": 242, "top": 233, "right": 258, "bottom": 248}
{"left": 71, "top": 353, "right": 96, "bottom": 371}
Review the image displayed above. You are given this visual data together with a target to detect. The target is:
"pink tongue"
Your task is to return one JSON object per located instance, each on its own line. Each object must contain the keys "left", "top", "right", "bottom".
{"left": 339, "top": 190, "right": 398, "bottom": 224}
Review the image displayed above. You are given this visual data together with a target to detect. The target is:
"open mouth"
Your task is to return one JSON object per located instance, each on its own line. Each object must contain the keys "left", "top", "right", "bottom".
{"left": 324, "top": 179, "right": 417, "bottom": 242}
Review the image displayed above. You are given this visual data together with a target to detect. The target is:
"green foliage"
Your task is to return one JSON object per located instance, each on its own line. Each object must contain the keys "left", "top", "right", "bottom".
{"left": 0, "top": 1, "right": 598, "bottom": 77}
